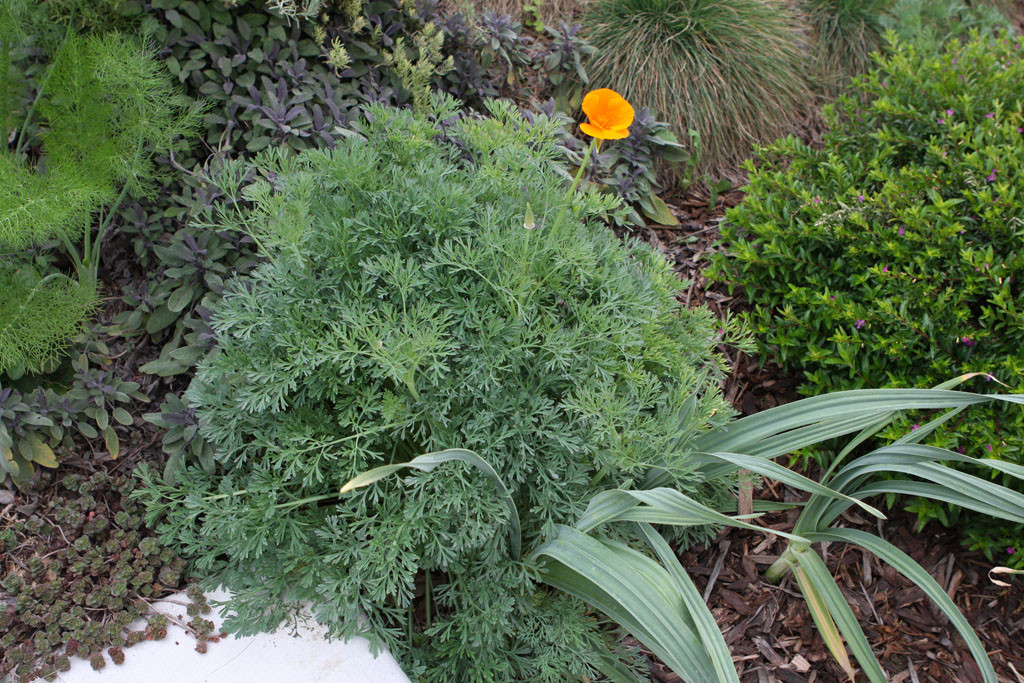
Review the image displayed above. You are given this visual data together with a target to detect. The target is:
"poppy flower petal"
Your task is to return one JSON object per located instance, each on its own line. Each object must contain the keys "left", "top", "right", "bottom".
{"left": 596, "top": 127, "right": 629, "bottom": 140}
{"left": 581, "top": 88, "right": 634, "bottom": 140}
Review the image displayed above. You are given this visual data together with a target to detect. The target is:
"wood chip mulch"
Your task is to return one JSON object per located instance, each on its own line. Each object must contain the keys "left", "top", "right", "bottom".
{"left": 622, "top": 191, "right": 1024, "bottom": 682}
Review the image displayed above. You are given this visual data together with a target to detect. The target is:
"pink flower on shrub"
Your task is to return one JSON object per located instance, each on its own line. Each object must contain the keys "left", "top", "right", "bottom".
{"left": 911, "top": 424, "right": 920, "bottom": 431}
{"left": 1009, "top": 547, "right": 1018, "bottom": 555}
{"left": 962, "top": 336, "right": 975, "bottom": 346}
{"left": 946, "top": 109, "right": 954, "bottom": 115}
{"left": 985, "top": 112, "right": 995, "bottom": 119}
{"left": 855, "top": 319, "right": 865, "bottom": 329}
{"left": 897, "top": 226, "right": 905, "bottom": 236}
{"left": 882, "top": 266, "right": 888, "bottom": 272}
{"left": 987, "top": 168, "right": 997, "bottom": 182}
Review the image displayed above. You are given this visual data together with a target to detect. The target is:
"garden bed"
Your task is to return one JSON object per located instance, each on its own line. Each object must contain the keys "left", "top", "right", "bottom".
{"left": 5, "top": 1, "right": 1024, "bottom": 681}
{"left": 6, "top": 202, "right": 1023, "bottom": 681}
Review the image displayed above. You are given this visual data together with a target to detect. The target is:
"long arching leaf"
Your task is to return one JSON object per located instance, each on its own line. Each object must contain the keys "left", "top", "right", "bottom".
{"left": 695, "top": 451, "right": 884, "bottom": 519}
{"left": 575, "top": 488, "right": 808, "bottom": 543}
{"left": 791, "top": 547, "right": 888, "bottom": 683}
{"left": 340, "top": 448, "right": 521, "bottom": 559}
{"left": 637, "top": 523, "right": 739, "bottom": 683}
{"left": 807, "top": 529, "right": 996, "bottom": 683}
{"left": 532, "top": 524, "right": 724, "bottom": 682}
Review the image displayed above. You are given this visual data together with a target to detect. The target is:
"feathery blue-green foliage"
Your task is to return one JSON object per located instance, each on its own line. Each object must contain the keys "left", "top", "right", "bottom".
{"left": 135, "top": 98, "right": 740, "bottom": 680}
{"left": 712, "top": 31, "right": 1024, "bottom": 557}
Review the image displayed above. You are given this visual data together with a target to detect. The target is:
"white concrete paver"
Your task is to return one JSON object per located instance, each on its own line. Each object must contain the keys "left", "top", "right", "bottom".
{"left": 56, "top": 588, "right": 410, "bottom": 683}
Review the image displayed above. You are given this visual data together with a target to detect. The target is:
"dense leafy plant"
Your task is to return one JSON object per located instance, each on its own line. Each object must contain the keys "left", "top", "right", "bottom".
{"left": 881, "top": 0, "right": 1012, "bottom": 53}
{"left": 800, "top": 0, "right": 1013, "bottom": 95}
{"left": 429, "top": 6, "right": 532, "bottom": 107}
{"left": 532, "top": 21, "right": 594, "bottom": 111}
{"left": 1, "top": 339, "right": 148, "bottom": 483}
{"left": 533, "top": 102, "right": 694, "bottom": 226}
{"left": 581, "top": 0, "right": 808, "bottom": 176}
{"left": 137, "top": 0, "right": 363, "bottom": 155}
{"left": 135, "top": 98, "right": 739, "bottom": 679}
{"left": 711, "top": 32, "right": 1024, "bottom": 554}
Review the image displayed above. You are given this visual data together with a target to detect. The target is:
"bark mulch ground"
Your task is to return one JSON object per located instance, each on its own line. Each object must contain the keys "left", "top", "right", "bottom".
{"left": 630, "top": 190, "right": 1024, "bottom": 683}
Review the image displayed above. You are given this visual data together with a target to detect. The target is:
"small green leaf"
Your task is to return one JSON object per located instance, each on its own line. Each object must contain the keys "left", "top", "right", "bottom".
{"left": 166, "top": 286, "right": 194, "bottom": 313}
{"left": 113, "top": 407, "right": 134, "bottom": 426}
{"left": 146, "top": 304, "right": 180, "bottom": 334}
{"left": 102, "top": 426, "right": 120, "bottom": 459}
{"left": 641, "top": 193, "right": 679, "bottom": 226}
{"left": 1, "top": 445, "right": 21, "bottom": 477}
{"left": 139, "top": 358, "right": 188, "bottom": 377}
{"left": 26, "top": 435, "right": 58, "bottom": 468}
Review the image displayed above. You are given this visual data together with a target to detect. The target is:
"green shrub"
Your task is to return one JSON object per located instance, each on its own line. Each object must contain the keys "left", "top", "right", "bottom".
{"left": 800, "top": 0, "right": 1013, "bottom": 95}
{"left": 712, "top": 32, "right": 1024, "bottom": 553}
{"left": 581, "top": 0, "right": 808, "bottom": 176}
{"left": 136, "top": 99, "right": 737, "bottom": 680}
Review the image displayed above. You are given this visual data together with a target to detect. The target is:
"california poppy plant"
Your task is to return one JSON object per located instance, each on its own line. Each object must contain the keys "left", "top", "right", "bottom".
{"left": 540, "top": 88, "right": 635, "bottom": 235}
{"left": 580, "top": 88, "right": 634, "bottom": 140}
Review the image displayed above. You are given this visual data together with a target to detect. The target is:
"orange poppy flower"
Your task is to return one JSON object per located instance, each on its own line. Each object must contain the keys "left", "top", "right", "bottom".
{"left": 580, "top": 88, "right": 635, "bottom": 140}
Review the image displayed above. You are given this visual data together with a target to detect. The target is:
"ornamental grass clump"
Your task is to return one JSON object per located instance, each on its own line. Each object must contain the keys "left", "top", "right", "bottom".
{"left": 712, "top": 32, "right": 1024, "bottom": 552}
{"left": 800, "top": 0, "right": 893, "bottom": 93}
{"left": 581, "top": 0, "right": 808, "bottom": 176}
{"left": 136, "top": 96, "right": 738, "bottom": 679}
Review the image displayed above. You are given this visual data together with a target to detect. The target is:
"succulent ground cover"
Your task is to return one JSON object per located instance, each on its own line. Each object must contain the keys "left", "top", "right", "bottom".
{"left": 0, "top": 470, "right": 214, "bottom": 680}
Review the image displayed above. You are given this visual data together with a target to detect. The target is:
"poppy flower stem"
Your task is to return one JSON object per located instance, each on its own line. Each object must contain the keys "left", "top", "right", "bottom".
{"left": 552, "top": 138, "right": 598, "bottom": 234}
